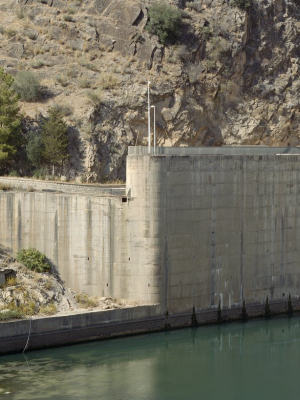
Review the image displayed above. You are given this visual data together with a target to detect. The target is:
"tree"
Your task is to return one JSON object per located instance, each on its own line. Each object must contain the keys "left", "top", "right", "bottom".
{"left": 0, "top": 68, "right": 22, "bottom": 174}
{"left": 41, "top": 107, "right": 70, "bottom": 174}
{"left": 26, "top": 131, "right": 45, "bottom": 168}
{"left": 145, "top": 2, "right": 182, "bottom": 45}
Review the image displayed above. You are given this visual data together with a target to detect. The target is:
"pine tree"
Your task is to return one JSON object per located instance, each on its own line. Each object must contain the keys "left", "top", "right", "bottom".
{"left": 0, "top": 68, "right": 22, "bottom": 174}
{"left": 26, "top": 132, "right": 45, "bottom": 168}
{"left": 41, "top": 107, "right": 70, "bottom": 174}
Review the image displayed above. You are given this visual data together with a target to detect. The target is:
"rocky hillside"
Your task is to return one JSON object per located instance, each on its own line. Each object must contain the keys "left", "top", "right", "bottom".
{"left": 1, "top": 0, "right": 300, "bottom": 181}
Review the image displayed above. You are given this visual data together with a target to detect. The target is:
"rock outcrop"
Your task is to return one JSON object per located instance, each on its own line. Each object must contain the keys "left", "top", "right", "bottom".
{"left": 0, "top": 0, "right": 300, "bottom": 181}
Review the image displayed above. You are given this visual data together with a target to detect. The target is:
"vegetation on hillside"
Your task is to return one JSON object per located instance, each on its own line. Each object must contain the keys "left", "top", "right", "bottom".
{"left": 13, "top": 71, "right": 41, "bottom": 102}
{"left": 0, "top": 69, "right": 22, "bottom": 175}
{"left": 41, "top": 107, "right": 70, "bottom": 173}
{"left": 16, "top": 248, "right": 51, "bottom": 273}
{"left": 0, "top": 65, "right": 71, "bottom": 178}
{"left": 146, "top": 2, "right": 182, "bottom": 45}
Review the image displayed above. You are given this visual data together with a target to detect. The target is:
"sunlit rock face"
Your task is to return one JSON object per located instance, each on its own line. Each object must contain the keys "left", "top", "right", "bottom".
{"left": 1, "top": 0, "right": 300, "bottom": 181}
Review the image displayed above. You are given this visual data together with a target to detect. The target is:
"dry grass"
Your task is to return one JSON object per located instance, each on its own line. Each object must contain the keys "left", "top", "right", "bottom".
{"left": 86, "top": 90, "right": 101, "bottom": 107}
{"left": 0, "top": 184, "right": 12, "bottom": 191}
{"left": 98, "top": 72, "right": 120, "bottom": 90}
{"left": 40, "top": 303, "right": 57, "bottom": 315}
{"left": 75, "top": 293, "right": 98, "bottom": 308}
{"left": 5, "top": 276, "right": 18, "bottom": 287}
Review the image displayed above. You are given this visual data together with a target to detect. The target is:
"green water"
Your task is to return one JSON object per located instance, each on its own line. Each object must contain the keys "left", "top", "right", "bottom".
{"left": 0, "top": 317, "right": 299, "bottom": 400}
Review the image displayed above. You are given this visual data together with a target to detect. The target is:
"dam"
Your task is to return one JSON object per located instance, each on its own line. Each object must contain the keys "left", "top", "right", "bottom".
{"left": 1, "top": 146, "right": 300, "bottom": 319}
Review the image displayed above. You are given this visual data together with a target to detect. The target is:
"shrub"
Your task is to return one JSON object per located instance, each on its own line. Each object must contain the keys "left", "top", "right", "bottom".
{"left": 86, "top": 90, "right": 101, "bottom": 107}
{"left": 98, "top": 73, "right": 120, "bottom": 90}
{"left": 31, "top": 59, "right": 44, "bottom": 69}
{"left": 56, "top": 75, "right": 69, "bottom": 87}
{"left": 8, "top": 170, "right": 19, "bottom": 177}
{"left": 27, "top": 31, "right": 38, "bottom": 40}
{"left": 16, "top": 248, "right": 51, "bottom": 273}
{"left": 232, "top": 0, "right": 253, "bottom": 10}
{"left": 6, "top": 29, "right": 16, "bottom": 38}
{"left": 51, "top": 104, "right": 73, "bottom": 117}
{"left": 84, "top": 63, "right": 98, "bottom": 71}
{"left": 186, "top": 1, "right": 202, "bottom": 12}
{"left": 78, "top": 77, "right": 91, "bottom": 88}
{"left": 0, "top": 310, "right": 23, "bottom": 321}
{"left": 33, "top": 167, "right": 47, "bottom": 179}
{"left": 16, "top": 7, "right": 25, "bottom": 19}
{"left": 63, "top": 14, "right": 75, "bottom": 22}
{"left": 145, "top": 2, "right": 182, "bottom": 45}
{"left": 13, "top": 71, "right": 41, "bottom": 102}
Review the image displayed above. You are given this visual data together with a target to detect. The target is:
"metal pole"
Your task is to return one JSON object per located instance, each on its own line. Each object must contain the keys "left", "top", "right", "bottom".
{"left": 148, "top": 81, "right": 151, "bottom": 154}
{"left": 151, "top": 105, "right": 156, "bottom": 155}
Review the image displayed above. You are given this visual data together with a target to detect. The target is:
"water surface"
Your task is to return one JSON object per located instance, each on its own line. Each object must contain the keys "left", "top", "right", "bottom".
{"left": 0, "top": 317, "right": 299, "bottom": 400}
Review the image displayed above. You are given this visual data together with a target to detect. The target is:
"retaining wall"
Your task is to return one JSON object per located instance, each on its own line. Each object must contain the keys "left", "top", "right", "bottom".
{"left": 0, "top": 305, "right": 161, "bottom": 355}
{"left": 0, "top": 191, "right": 127, "bottom": 298}
{"left": 2, "top": 299, "right": 300, "bottom": 355}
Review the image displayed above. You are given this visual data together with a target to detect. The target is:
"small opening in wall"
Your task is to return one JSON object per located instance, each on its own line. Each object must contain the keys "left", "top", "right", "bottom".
{"left": 87, "top": 257, "right": 89, "bottom": 261}
{"left": 282, "top": 293, "right": 285, "bottom": 297}
{"left": 122, "top": 197, "right": 128, "bottom": 203}
{"left": 107, "top": 283, "right": 108, "bottom": 287}
{"left": 129, "top": 257, "right": 130, "bottom": 261}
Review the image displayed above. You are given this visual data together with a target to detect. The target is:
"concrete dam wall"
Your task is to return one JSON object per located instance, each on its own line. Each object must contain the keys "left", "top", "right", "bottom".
{"left": 126, "top": 150, "right": 300, "bottom": 313}
{"left": 0, "top": 192, "right": 124, "bottom": 298}
{"left": 1, "top": 148, "right": 300, "bottom": 316}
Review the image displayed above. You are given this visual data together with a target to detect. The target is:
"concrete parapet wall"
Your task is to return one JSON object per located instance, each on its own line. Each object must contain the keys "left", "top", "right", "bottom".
{"left": 0, "top": 177, "right": 125, "bottom": 196}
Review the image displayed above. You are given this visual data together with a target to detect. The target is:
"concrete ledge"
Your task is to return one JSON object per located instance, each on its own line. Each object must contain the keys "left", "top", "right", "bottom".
{"left": 1, "top": 299, "right": 299, "bottom": 356}
{"left": 128, "top": 145, "right": 300, "bottom": 156}
{"left": 0, "top": 177, "right": 126, "bottom": 196}
{"left": 0, "top": 305, "right": 162, "bottom": 355}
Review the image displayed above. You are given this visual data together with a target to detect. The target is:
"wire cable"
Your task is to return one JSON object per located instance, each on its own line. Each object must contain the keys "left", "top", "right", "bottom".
{"left": 22, "top": 318, "right": 32, "bottom": 354}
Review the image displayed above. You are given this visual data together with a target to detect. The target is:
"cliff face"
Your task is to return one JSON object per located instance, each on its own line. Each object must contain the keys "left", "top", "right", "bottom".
{"left": 1, "top": 0, "right": 300, "bottom": 181}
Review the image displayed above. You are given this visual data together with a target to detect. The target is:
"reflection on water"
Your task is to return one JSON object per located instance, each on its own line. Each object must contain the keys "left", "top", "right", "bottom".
{"left": 0, "top": 317, "right": 299, "bottom": 400}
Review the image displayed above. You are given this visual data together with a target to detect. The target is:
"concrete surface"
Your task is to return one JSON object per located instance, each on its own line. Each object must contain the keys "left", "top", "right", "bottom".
{"left": 1, "top": 149, "right": 300, "bottom": 316}
{"left": 126, "top": 152, "right": 300, "bottom": 313}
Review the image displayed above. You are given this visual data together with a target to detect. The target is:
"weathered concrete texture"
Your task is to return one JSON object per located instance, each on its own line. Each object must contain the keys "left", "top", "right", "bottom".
{"left": 2, "top": 152, "right": 300, "bottom": 317}
{"left": 0, "top": 192, "right": 124, "bottom": 298}
{"left": 0, "top": 305, "right": 161, "bottom": 355}
{"left": 126, "top": 154, "right": 300, "bottom": 313}
{"left": 2, "top": 299, "right": 300, "bottom": 355}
